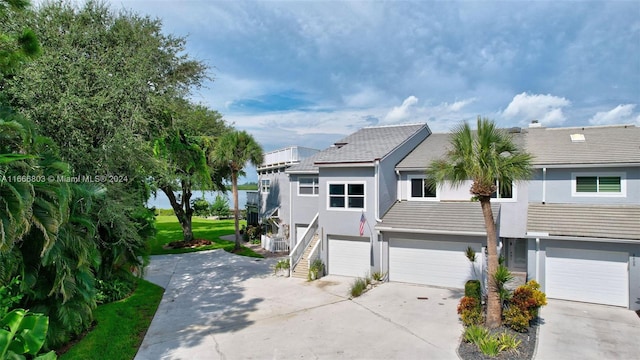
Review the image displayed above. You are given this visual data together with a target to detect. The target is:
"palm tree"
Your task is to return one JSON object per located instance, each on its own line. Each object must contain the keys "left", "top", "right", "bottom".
{"left": 214, "top": 130, "right": 263, "bottom": 251}
{"left": 427, "top": 117, "right": 533, "bottom": 328}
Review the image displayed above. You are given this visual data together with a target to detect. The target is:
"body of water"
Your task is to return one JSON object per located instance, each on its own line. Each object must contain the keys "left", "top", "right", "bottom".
{"left": 147, "top": 190, "right": 250, "bottom": 210}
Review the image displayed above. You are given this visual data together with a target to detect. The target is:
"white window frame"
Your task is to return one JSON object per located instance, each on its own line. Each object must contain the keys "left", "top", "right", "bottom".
{"left": 327, "top": 181, "right": 366, "bottom": 211}
{"left": 407, "top": 175, "right": 439, "bottom": 201}
{"left": 298, "top": 177, "right": 319, "bottom": 196}
{"left": 260, "top": 178, "right": 271, "bottom": 193}
{"left": 571, "top": 172, "right": 626, "bottom": 197}
{"left": 491, "top": 179, "right": 517, "bottom": 202}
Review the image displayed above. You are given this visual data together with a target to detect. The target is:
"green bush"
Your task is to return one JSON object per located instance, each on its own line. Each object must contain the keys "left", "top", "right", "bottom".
{"left": 457, "top": 296, "right": 480, "bottom": 314}
{"left": 273, "top": 259, "right": 290, "bottom": 274}
{"left": 95, "top": 277, "right": 136, "bottom": 305}
{"left": 461, "top": 308, "right": 484, "bottom": 326}
{"left": 497, "top": 331, "right": 521, "bottom": 354}
{"left": 349, "top": 278, "right": 368, "bottom": 298}
{"left": 465, "top": 280, "right": 481, "bottom": 300}
{"left": 191, "top": 198, "right": 211, "bottom": 217}
{"left": 308, "top": 259, "right": 324, "bottom": 281}
{"left": 0, "top": 277, "right": 23, "bottom": 319}
{"left": 210, "top": 195, "right": 231, "bottom": 218}
{"left": 478, "top": 336, "right": 501, "bottom": 357}
{"left": 371, "top": 271, "right": 385, "bottom": 281}
{"left": 503, "top": 305, "right": 530, "bottom": 332}
{"left": 463, "top": 324, "right": 489, "bottom": 345}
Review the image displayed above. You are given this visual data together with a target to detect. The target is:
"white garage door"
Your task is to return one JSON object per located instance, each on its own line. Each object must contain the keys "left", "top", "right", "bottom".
{"left": 546, "top": 248, "right": 628, "bottom": 307}
{"left": 328, "top": 237, "right": 371, "bottom": 277}
{"left": 389, "top": 239, "right": 481, "bottom": 288}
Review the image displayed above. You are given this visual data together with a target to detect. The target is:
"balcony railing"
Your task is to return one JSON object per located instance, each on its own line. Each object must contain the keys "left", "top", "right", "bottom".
{"left": 258, "top": 146, "right": 319, "bottom": 170}
{"left": 246, "top": 191, "right": 259, "bottom": 206}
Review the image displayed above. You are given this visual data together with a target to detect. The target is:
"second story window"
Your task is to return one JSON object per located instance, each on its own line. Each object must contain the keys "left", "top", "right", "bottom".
{"left": 573, "top": 172, "right": 625, "bottom": 197}
{"left": 329, "top": 183, "right": 365, "bottom": 209}
{"left": 261, "top": 179, "right": 270, "bottom": 193}
{"left": 409, "top": 177, "right": 437, "bottom": 200}
{"left": 299, "top": 177, "right": 319, "bottom": 195}
{"left": 491, "top": 179, "right": 513, "bottom": 199}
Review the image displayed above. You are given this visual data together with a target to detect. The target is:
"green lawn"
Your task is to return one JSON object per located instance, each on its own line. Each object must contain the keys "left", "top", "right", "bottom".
{"left": 60, "top": 279, "right": 164, "bottom": 360}
{"left": 149, "top": 215, "right": 262, "bottom": 258}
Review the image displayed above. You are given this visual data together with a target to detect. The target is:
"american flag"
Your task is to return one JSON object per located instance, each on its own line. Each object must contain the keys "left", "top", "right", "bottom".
{"left": 359, "top": 213, "right": 366, "bottom": 236}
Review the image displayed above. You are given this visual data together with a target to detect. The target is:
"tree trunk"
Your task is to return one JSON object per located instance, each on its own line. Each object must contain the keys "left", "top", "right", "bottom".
{"left": 161, "top": 184, "right": 194, "bottom": 243}
{"left": 480, "top": 196, "right": 501, "bottom": 329}
{"left": 231, "top": 172, "right": 241, "bottom": 251}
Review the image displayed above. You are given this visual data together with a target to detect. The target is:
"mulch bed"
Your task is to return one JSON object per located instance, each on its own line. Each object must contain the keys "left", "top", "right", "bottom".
{"left": 458, "top": 320, "right": 539, "bottom": 360}
{"left": 164, "top": 239, "right": 213, "bottom": 249}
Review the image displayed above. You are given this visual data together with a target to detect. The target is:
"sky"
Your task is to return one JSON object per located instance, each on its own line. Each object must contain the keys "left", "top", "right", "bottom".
{"left": 103, "top": 0, "right": 639, "bottom": 182}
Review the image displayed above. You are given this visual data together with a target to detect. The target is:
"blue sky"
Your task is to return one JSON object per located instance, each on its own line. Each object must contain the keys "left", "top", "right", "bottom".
{"left": 104, "top": 1, "right": 639, "bottom": 182}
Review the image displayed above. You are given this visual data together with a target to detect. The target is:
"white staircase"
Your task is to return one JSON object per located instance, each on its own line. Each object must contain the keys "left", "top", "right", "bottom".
{"left": 291, "top": 235, "right": 320, "bottom": 279}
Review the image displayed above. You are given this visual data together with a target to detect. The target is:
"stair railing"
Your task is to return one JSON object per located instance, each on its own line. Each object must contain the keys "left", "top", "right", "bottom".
{"left": 289, "top": 212, "right": 319, "bottom": 275}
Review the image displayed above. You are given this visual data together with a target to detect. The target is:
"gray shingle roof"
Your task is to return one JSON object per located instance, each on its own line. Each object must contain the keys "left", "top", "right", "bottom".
{"left": 396, "top": 130, "right": 528, "bottom": 170}
{"left": 286, "top": 151, "right": 322, "bottom": 174}
{"left": 313, "top": 124, "right": 427, "bottom": 164}
{"left": 527, "top": 203, "right": 640, "bottom": 240}
{"left": 377, "top": 201, "right": 500, "bottom": 235}
{"left": 396, "top": 133, "right": 451, "bottom": 169}
{"left": 526, "top": 125, "right": 640, "bottom": 166}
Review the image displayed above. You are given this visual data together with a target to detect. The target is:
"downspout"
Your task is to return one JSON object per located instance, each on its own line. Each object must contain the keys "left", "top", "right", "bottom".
{"left": 535, "top": 238, "right": 540, "bottom": 281}
{"left": 288, "top": 174, "right": 293, "bottom": 247}
{"left": 375, "top": 160, "right": 384, "bottom": 278}
{"left": 542, "top": 168, "right": 547, "bottom": 204}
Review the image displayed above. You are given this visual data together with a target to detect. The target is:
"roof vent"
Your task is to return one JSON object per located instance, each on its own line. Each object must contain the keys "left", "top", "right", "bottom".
{"left": 570, "top": 134, "right": 585, "bottom": 143}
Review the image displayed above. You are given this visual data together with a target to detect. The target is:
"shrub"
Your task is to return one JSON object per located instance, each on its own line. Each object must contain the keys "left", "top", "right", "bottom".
{"left": 465, "top": 280, "right": 481, "bottom": 300}
{"left": 493, "top": 265, "right": 513, "bottom": 302}
{"left": 308, "top": 259, "right": 324, "bottom": 281}
{"left": 463, "top": 324, "right": 489, "bottom": 344}
{"left": 461, "top": 308, "right": 484, "bottom": 326}
{"left": 274, "top": 258, "right": 290, "bottom": 274}
{"left": 95, "top": 276, "right": 136, "bottom": 305}
{"left": 457, "top": 296, "right": 480, "bottom": 314}
{"left": 497, "top": 331, "right": 521, "bottom": 354}
{"left": 350, "top": 277, "right": 368, "bottom": 298}
{"left": 211, "top": 195, "right": 231, "bottom": 218}
{"left": 503, "top": 305, "right": 530, "bottom": 332}
{"left": 191, "top": 198, "right": 211, "bottom": 217}
{"left": 478, "top": 336, "right": 501, "bottom": 357}
{"left": 0, "top": 277, "right": 23, "bottom": 319}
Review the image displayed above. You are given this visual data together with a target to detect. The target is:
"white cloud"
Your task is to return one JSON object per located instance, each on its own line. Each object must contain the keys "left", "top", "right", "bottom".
{"left": 446, "top": 98, "right": 477, "bottom": 112}
{"left": 502, "top": 92, "right": 571, "bottom": 126}
{"left": 588, "top": 104, "right": 640, "bottom": 126}
{"left": 384, "top": 96, "right": 419, "bottom": 122}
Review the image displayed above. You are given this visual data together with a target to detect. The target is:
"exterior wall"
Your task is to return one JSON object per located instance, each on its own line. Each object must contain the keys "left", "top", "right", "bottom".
{"left": 318, "top": 167, "right": 379, "bottom": 273}
{"left": 378, "top": 127, "right": 430, "bottom": 217}
{"left": 397, "top": 171, "right": 530, "bottom": 238}
{"left": 529, "top": 166, "right": 640, "bottom": 205}
{"left": 288, "top": 173, "right": 322, "bottom": 248}
{"left": 259, "top": 170, "right": 290, "bottom": 225}
{"left": 527, "top": 238, "right": 640, "bottom": 310}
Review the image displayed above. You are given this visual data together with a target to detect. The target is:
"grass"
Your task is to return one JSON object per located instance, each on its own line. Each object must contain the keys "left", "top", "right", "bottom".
{"left": 60, "top": 279, "right": 164, "bottom": 360}
{"left": 150, "top": 215, "right": 263, "bottom": 258}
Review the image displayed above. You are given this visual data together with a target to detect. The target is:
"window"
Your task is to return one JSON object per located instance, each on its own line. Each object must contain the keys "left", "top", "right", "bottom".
{"left": 328, "top": 183, "right": 365, "bottom": 209}
{"left": 491, "top": 179, "right": 513, "bottom": 199}
{"left": 408, "top": 177, "right": 437, "bottom": 200}
{"left": 573, "top": 173, "right": 625, "bottom": 196}
{"left": 299, "top": 177, "right": 319, "bottom": 195}
{"left": 261, "top": 179, "right": 270, "bottom": 193}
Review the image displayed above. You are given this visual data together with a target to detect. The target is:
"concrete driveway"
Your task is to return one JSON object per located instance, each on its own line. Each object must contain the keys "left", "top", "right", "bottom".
{"left": 536, "top": 299, "right": 640, "bottom": 359}
{"left": 135, "top": 250, "right": 464, "bottom": 360}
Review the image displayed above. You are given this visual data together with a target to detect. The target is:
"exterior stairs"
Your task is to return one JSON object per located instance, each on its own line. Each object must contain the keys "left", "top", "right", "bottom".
{"left": 291, "top": 234, "right": 320, "bottom": 279}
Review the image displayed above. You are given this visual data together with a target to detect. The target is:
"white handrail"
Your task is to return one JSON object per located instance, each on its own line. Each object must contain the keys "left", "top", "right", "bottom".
{"left": 289, "top": 212, "right": 319, "bottom": 273}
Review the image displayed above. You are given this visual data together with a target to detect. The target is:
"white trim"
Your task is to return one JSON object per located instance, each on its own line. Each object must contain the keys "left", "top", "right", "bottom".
{"left": 571, "top": 171, "right": 627, "bottom": 197}
{"left": 534, "top": 163, "right": 640, "bottom": 169}
{"left": 491, "top": 179, "right": 517, "bottom": 203}
{"left": 407, "top": 175, "right": 440, "bottom": 201}
{"left": 375, "top": 226, "right": 486, "bottom": 237}
{"left": 260, "top": 178, "right": 271, "bottom": 193}
{"left": 298, "top": 176, "right": 319, "bottom": 197}
{"left": 326, "top": 181, "right": 366, "bottom": 211}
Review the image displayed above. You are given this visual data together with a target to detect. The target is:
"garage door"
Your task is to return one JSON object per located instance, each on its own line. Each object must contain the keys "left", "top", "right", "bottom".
{"left": 546, "top": 248, "right": 628, "bottom": 307}
{"left": 328, "top": 237, "right": 371, "bottom": 277}
{"left": 389, "top": 239, "right": 481, "bottom": 288}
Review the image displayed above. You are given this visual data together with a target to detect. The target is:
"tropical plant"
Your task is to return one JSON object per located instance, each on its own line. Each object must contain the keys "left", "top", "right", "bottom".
{"left": 493, "top": 264, "right": 514, "bottom": 303}
{"left": 477, "top": 336, "right": 501, "bottom": 357}
{"left": 273, "top": 258, "right": 290, "bottom": 275}
{"left": 426, "top": 117, "right": 533, "bottom": 328}
{"left": 213, "top": 130, "right": 263, "bottom": 251}
{"left": 0, "top": 309, "right": 57, "bottom": 359}
{"left": 308, "top": 259, "right": 324, "bottom": 281}
{"left": 465, "top": 246, "right": 479, "bottom": 281}
{"left": 497, "top": 331, "right": 521, "bottom": 354}
{"left": 462, "top": 324, "right": 489, "bottom": 345}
